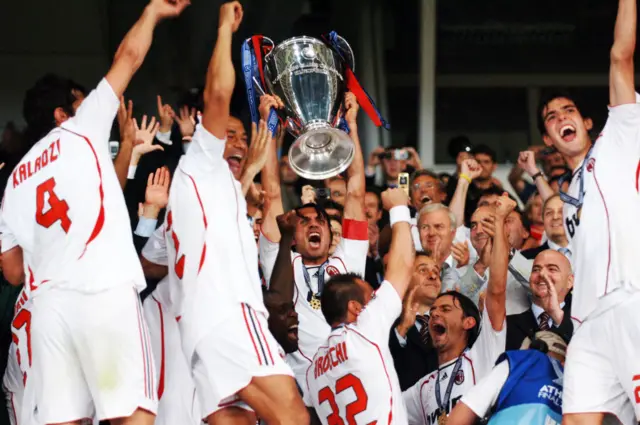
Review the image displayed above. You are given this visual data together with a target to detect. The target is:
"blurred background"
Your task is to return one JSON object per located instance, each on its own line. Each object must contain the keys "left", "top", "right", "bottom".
{"left": 0, "top": 0, "right": 627, "bottom": 170}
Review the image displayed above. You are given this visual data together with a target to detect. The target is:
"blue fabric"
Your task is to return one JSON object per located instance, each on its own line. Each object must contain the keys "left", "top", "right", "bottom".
{"left": 488, "top": 350, "right": 563, "bottom": 425}
{"left": 134, "top": 217, "right": 158, "bottom": 238}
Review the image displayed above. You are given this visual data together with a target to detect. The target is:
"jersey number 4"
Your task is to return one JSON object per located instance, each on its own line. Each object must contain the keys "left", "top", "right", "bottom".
{"left": 36, "top": 178, "right": 71, "bottom": 232}
{"left": 318, "top": 374, "right": 372, "bottom": 425}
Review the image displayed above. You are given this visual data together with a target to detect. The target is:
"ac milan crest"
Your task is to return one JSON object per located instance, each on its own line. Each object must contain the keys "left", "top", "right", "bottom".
{"left": 325, "top": 265, "right": 341, "bottom": 277}
{"left": 586, "top": 157, "right": 595, "bottom": 172}
{"left": 454, "top": 369, "right": 465, "bottom": 385}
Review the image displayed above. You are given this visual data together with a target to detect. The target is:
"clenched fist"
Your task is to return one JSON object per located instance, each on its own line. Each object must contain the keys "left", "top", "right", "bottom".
{"left": 382, "top": 188, "right": 409, "bottom": 211}
{"left": 495, "top": 192, "right": 517, "bottom": 219}
{"left": 219, "top": 1, "right": 243, "bottom": 32}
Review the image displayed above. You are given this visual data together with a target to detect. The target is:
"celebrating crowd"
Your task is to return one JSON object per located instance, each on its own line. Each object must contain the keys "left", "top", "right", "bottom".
{"left": 0, "top": 0, "right": 639, "bottom": 425}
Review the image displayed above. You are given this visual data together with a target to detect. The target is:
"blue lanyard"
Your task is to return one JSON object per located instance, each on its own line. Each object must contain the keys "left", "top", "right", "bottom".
{"left": 435, "top": 356, "right": 464, "bottom": 414}
{"left": 302, "top": 261, "right": 328, "bottom": 301}
{"left": 240, "top": 37, "right": 278, "bottom": 135}
{"left": 558, "top": 145, "right": 594, "bottom": 208}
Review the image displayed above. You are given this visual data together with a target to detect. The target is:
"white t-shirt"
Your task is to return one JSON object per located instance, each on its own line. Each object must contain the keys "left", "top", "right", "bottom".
{"left": 165, "top": 124, "right": 266, "bottom": 359}
{"left": 459, "top": 361, "right": 509, "bottom": 418}
{"left": 0, "top": 79, "right": 145, "bottom": 296}
{"left": 259, "top": 222, "right": 369, "bottom": 382}
{"left": 403, "top": 307, "right": 506, "bottom": 425}
{"left": 563, "top": 98, "right": 640, "bottom": 324}
{"left": 304, "top": 281, "right": 407, "bottom": 425}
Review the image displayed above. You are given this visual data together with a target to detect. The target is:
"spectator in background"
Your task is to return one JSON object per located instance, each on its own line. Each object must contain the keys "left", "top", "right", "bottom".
{"left": 471, "top": 144, "right": 502, "bottom": 191}
{"left": 506, "top": 249, "right": 574, "bottom": 350}
{"left": 364, "top": 187, "right": 383, "bottom": 226}
{"left": 328, "top": 216, "right": 342, "bottom": 255}
{"left": 325, "top": 176, "right": 346, "bottom": 206}
{"left": 365, "top": 146, "right": 421, "bottom": 190}
{"left": 522, "top": 195, "right": 571, "bottom": 260}
{"left": 409, "top": 169, "right": 445, "bottom": 250}
{"left": 524, "top": 192, "right": 544, "bottom": 248}
{"left": 280, "top": 152, "right": 301, "bottom": 212}
{"left": 508, "top": 147, "right": 568, "bottom": 204}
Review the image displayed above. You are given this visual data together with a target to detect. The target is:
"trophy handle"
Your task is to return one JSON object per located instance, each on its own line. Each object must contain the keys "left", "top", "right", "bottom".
{"left": 262, "top": 36, "right": 275, "bottom": 62}
{"left": 334, "top": 34, "right": 355, "bottom": 72}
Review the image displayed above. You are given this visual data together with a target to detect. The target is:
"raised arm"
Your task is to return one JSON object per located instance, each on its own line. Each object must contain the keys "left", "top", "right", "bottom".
{"left": 240, "top": 120, "right": 270, "bottom": 196}
{"left": 201, "top": 2, "right": 243, "bottom": 139}
{"left": 267, "top": 211, "right": 298, "bottom": 302}
{"left": 610, "top": 0, "right": 637, "bottom": 107}
{"left": 381, "top": 188, "right": 415, "bottom": 298}
{"left": 113, "top": 98, "right": 135, "bottom": 189}
{"left": 450, "top": 158, "right": 481, "bottom": 228}
{"left": 517, "top": 151, "right": 554, "bottom": 202}
{"left": 106, "top": 0, "right": 190, "bottom": 98}
{"left": 343, "top": 93, "right": 366, "bottom": 221}
{"left": 260, "top": 96, "right": 286, "bottom": 243}
{"left": 484, "top": 194, "right": 514, "bottom": 331}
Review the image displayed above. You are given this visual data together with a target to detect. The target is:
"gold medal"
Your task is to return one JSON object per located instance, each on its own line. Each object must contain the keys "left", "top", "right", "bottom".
{"left": 577, "top": 206, "right": 582, "bottom": 221}
{"left": 438, "top": 412, "right": 448, "bottom": 425}
{"left": 310, "top": 294, "right": 322, "bottom": 310}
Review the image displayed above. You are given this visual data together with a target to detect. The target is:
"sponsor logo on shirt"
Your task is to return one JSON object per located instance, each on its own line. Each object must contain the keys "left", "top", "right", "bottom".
{"left": 538, "top": 384, "right": 562, "bottom": 408}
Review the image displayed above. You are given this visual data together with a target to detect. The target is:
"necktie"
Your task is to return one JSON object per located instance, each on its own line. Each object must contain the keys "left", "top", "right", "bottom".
{"left": 538, "top": 312, "right": 551, "bottom": 331}
{"left": 415, "top": 314, "right": 430, "bottom": 345}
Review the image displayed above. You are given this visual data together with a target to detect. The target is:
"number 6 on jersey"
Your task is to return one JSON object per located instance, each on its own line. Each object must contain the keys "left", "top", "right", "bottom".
{"left": 36, "top": 177, "right": 71, "bottom": 232}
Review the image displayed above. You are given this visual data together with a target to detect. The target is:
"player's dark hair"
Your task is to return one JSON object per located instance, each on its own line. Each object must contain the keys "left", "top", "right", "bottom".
{"left": 478, "top": 186, "right": 504, "bottom": 200}
{"left": 536, "top": 89, "right": 586, "bottom": 136}
{"left": 471, "top": 144, "right": 497, "bottom": 163}
{"left": 23, "top": 74, "right": 78, "bottom": 146}
{"left": 321, "top": 273, "right": 365, "bottom": 325}
{"left": 416, "top": 250, "right": 434, "bottom": 260}
{"left": 296, "top": 203, "right": 333, "bottom": 241}
{"left": 436, "top": 291, "right": 481, "bottom": 348}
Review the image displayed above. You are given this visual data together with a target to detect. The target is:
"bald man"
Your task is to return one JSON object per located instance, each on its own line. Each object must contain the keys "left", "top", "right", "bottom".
{"left": 505, "top": 250, "right": 574, "bottom": 350}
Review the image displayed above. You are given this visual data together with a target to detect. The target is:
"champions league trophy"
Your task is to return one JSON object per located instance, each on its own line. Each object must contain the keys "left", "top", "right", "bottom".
{"left": 242, "top": 33, "right": 389, "bottom": 180}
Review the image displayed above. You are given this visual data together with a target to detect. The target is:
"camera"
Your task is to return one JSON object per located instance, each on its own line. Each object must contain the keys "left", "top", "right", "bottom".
{"left": 109, "top": 141, "right": 119, "bottom": 159}
{"left": 315, "top": 187, "right": 331, "bottom": 200}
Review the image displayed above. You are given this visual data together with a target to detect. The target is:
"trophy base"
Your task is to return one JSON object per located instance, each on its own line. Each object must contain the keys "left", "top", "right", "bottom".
{"left": 288, "top": 126, "right": 355, "bottom": 180}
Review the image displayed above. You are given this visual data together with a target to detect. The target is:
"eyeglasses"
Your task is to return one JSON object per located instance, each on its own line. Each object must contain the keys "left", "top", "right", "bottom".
{"left": 413, "top": 181, "right": 436, "bottom": 190}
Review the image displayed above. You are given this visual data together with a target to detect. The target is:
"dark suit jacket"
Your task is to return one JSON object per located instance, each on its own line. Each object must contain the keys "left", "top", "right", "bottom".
{"left": 506, "top": 293, "right": 573, "bottom": 351}
{"left": 389, "top": 325, "right": 438, "bottom": 391}
{"left": 521, "top": 242, "right": 550, "bottom": 260}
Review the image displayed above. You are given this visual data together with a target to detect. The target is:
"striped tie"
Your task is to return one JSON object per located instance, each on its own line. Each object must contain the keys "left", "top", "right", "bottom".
{"left": 415, "top": 314, "right": 430, "bottom": 345}
{"left": 538, "top": 312, "right": 551, "bottom": 331}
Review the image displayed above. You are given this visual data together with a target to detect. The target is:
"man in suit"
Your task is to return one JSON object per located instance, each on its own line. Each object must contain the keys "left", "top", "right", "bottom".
{"left": 522, "top": 194, "right": 571, "bottom": 260}
{"left": 506, "top": 249, "right": 574, "bottom": 350}
{"left": 389, "top": 251, "right": 439, "bottom": 390}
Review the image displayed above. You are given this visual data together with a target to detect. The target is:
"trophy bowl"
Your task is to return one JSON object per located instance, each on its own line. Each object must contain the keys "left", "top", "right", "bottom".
{"left": 264, "top": 36, "right": 355, "bottom": 180}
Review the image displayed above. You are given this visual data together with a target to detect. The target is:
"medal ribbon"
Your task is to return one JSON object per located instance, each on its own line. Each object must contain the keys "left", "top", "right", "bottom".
{"left": 435, "top": 356, "right": 464, "bottom": 417}
{"left": 302, "top": 260, "right": 329, "bottom": 302}
{"left": 558, "top": 144, "right": 594, "bottom": 208}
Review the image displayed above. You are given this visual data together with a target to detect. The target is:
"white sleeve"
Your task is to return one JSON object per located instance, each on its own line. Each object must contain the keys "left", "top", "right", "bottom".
{"left": 605, "top": 94, "right": 640, "bottom": 153}
{"left": 355, "top": 281, "right": 402, "bottom": 343}
{"left": 142, "top": 223, "right": 168, "bottom": 266}
{"left": 468, "top": 307, "right": 507, "bottom": 381}
{"left": 258, "top": 232, "right": 281, "bottom": 285}
{"left": 67, "top": 78, "right": 120, "bottom": 157}
{"left": 181, "top": 124, "right": 227, "bottom": 170}
{"left": 333, "top": 219, "right": 369, "bottom": 276}
{"left": 403, "top": 379, "right": 426, "bottom": 425}
{"left": 460, "top": 360, "right": 509, "bottom": 418}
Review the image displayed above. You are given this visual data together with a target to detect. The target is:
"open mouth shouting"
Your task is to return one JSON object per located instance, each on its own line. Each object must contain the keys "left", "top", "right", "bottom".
{"left": 226, "top": 153, "right": 243, "bottom": 176}
{"left": 307, "top": 229, "right": 322, "bottom": 249}
{"left": 429, "top": 318, "right": 448, "bottom": 344}
{"left": 420, "top": 195, "right": 431, "bottom": 206}
{"left": 287, "top": 323, "right": 299, "bottom": 341}
{"left": 559, "top": 124, "right": 577, "bottom": 143}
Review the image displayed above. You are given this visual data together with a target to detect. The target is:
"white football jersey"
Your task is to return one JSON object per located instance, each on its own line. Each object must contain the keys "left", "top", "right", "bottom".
{"left": 304, "top": 281, "right": 407, "bottom": 425}
{"left": 165, "top": 124, "right": 266, "bottom": 359}
{"left": 563, "top": 98, "right": 640, "bottom": 324}
{"left": 403, "top": 308, "right": 506, "bottom": 425}
{"left": 0, "top": 79, "right": 145, "bottom": 296}
{"left": 259, "top": 222, "right": 369, "bottom": 384}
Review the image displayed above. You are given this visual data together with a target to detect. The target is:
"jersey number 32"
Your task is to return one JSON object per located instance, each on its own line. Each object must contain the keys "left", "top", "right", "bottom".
{"left": 318, "top": 374, "right": 372, "bottom": 425}
{"left": 36, "top": 177, "right": 71, "bottom": 232}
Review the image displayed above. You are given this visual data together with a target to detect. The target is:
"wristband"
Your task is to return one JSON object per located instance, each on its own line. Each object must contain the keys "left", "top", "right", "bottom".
{"left": 127, "top": 165, "right": 137, "bottom": 180}
{"left": 532, "top": 171, "right": 543, "bottom": 180}
{"left": 460, "top": 173, "right": 472, "bottom": 184}
{"left": 389, "top": 206, "right": 411, "bottom": 227}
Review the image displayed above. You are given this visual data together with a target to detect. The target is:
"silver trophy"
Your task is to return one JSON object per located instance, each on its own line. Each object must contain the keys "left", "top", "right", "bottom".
{"left": 263, "top": 36, "right": 355, "bottom": 180}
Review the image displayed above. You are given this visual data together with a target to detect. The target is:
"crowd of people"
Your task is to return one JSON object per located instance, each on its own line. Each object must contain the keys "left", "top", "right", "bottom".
{"left": 0, "top": 0, "right": 639, "bottom": 424}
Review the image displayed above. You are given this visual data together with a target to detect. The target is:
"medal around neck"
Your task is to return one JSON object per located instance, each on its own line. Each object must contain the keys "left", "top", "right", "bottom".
{"left": 309, "top": 293, "right": 322, "bottom": 310}
{"left": 438, "top": 412, "right": 448, "bottom": 425}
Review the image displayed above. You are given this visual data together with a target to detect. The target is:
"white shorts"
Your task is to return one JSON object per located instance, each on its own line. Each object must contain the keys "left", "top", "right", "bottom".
{"left": 564, "top": 290, "right": 640, "bottom": 423}
{"left": 192, "top": 303, "right": 293, "bottom": 420}
{"left": 30, "top": 285, "right": 157, "bottom": 423}
{"left": 143, "top": 295, "right": 200, "bottom": 425}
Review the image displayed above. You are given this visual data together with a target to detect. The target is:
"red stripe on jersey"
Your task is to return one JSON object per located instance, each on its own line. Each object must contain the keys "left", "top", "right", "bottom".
{"left": 419, "top": 373, "right": 437, "bottom": 423}
{"left": 153, "top": 297, "right": 166, "bottom": 400}
{"left": 593, "top": 167, "right": 612, "bottom": 295}
{"left": 345, "top": 326, "right": 394, "bottom": 425}
{"left": 462, "top": 354, "right": 476, "bottom": 384}
{"left": 636, "top": 160, "right": 640, "bottom": 193}
{"left": 60, "top": 129, "right": 105, "bottom": 258}
{"left": 184, "top": 172, "right": 208, "bottom": 273}
{"left": 342, "top": 219, "right": 368, "bottom": 241}
{"left": 242, "top": 304, "right": 263, "bottom": 365}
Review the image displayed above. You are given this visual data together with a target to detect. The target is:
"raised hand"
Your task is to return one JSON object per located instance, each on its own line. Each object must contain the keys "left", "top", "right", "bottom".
{"left": 382, "top": 187, "right": 409, "bottom": 211}
{"left": 517, "top": 151, "right": 540, "bottom": 177}
{"left": 451, "top": 242, "right": 470, "bottom": 267}
{"left": 139, "top": 167, "right": 171, "bottom": 219}
{"left": 405, "top": 147, "right": 423, "bottom": 170}
{"left": 157, "top": 95, "right": 175, "bottom": 133}
{"left": 219, "top": 1, "right": 243, "bottom": 32}
{"left": 276, "top": 210, "right": 299, "bottom": 236}
{"left": 133, "top": 115, "right": 163, "bottom": 156}
{"left": 149, "top": 0, "right": 191, "bottom": 20}
{"left": 245, "top": 120, "right": 271, "bottom": 175}
{"left": 344, "top": 92, "right": 359, "bottom": 126}
{"left": 495, "top": 192, "right": 517, "bottom": 219}
{"left": 368, "top": 146, "right": 385, "bottom": 168}
{"left": 175, "top": 106, "right": 196, "bottom": 139}
{"left": 538, "top": 270, "right": 564, "bottom": 324}
{"left": 117, "top": 97, "right": 135, "bottom": 144}
{"left": 259, "top": 94, "right": 284, "bottom": 122}
{"left": 461, "top": 158, "right": 482, "bottom": 180}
